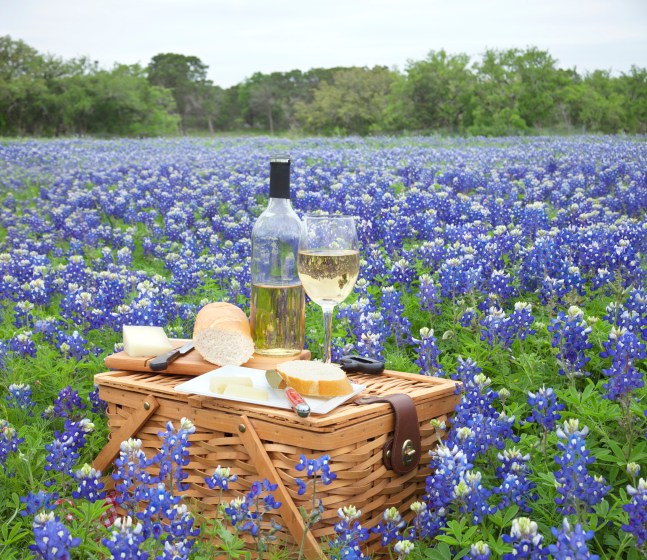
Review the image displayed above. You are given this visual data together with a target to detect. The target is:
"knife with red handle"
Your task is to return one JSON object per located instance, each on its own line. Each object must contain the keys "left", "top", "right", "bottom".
{"left": 265, "top": 369, "right": 310, "bottom": 418}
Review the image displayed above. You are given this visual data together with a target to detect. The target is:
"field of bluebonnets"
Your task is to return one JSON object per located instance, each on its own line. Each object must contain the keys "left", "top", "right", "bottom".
{"left": 0, "top": 135, "right": 646, "bottom": 559}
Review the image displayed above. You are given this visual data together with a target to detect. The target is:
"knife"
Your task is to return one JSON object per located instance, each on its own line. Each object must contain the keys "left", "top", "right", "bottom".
{"left": 149, "top": 341, "right": 194, "bottom": 371}
{"left": 265, "top": 369, "right": 310, "bottom": 418}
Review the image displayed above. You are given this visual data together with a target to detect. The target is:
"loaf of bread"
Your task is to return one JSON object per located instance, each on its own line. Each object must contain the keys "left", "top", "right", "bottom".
{"left": 275, "top": 360, "right": 353, "bottom": 398}
{"left": 193, "top": 302, "right": 255, "bottom": 366}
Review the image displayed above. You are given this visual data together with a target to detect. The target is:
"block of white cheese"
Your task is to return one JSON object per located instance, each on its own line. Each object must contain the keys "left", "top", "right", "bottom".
{"left": 209, "top": 376, "right": 253, "bottom": 394}
{"left": 222, "top": 383, "right": 269, "bottom": 402}
{"left": 122, "top": 325, "right": 173, "bottom": 357}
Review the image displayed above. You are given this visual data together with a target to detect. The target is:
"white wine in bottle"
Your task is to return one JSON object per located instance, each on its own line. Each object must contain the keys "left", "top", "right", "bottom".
{"left": 249, "top": 155, "right": 305, "bottom": 356}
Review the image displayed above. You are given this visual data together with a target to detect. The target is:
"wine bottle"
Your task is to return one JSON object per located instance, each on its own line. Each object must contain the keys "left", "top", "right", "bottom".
{"left": 249, "top": 155, "right": 305, "bottom": 356}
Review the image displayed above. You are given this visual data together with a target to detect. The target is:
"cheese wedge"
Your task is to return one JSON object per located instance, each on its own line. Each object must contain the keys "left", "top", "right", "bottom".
{"left": 209, "top": 376, "right": 253, "bottom": 394}
{"left": 123, "top": 325, "right": 173, "bottom": 357}
{"left": 222, "top": 383, "right": 269, "bottom": 401}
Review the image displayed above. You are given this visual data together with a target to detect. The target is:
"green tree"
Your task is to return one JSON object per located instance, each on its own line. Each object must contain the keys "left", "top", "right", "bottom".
{"left": 618, "top": 66, "right": 647, "bottom": 133}
{"left": 469, "top": 47, "right": 567, "bottom": 135}
{"left": 296, "top": 66, "right": 397, "bottom": 135}
{"left": 400, "top": 49, "right": 476, "bottom": 132}
{"left": 147, "top": 53, "right": 210, "bottom": 133}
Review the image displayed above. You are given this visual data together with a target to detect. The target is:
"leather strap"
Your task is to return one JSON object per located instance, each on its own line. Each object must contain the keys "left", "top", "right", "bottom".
{"left": 356, "top": 393, "right": 421, "bottom": 474}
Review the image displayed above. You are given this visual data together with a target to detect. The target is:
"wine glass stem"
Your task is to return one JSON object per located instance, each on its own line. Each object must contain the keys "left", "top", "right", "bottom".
{"left": 321, "top": 303, "right": 335, "bottom": 363}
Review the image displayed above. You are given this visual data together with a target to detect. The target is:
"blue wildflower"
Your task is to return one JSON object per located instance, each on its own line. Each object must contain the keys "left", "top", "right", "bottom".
{"left": 622, "top": 478, "right": 647, "bottom": 550}
{"left": 6, "top": 382, "right": 35, "bottom": 413}
{"left": 554, "top": 419, "right": 609, "bottom": 516}
{"left": 102, "top": 516, "right": 149, "bottom": 560}
{"left": 29, "top": 512, "right": 82, "bottom": 559}
{"left": 502, "top": 517, "right": 547, "bottom": 559}
{"left": 413, "top": 327, "right": 444, "bottom": 376}
{"left": 547, "top": 306, "right": 592, "bottom": 379}
{"left": 372, "top": 506, "right": 405, "bottom": 547}
{"left": 548, "top": 518, "right": 599, "bottom": 559}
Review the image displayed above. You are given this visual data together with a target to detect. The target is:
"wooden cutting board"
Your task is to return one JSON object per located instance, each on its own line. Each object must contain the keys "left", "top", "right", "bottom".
{"left": 104, "top": 339, "right": 311, "bottom": 376}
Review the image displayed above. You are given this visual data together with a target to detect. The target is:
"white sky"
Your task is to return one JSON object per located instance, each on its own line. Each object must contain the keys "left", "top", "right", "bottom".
{"left": 2, "top": 0, "right": 646, "bottom": 88}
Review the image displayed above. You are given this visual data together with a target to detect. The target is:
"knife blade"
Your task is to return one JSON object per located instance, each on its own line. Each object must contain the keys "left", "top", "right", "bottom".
{"left": 149, "top": 341, "right": 194, "bottom": 371}
{"left": 265, "top": 369, "right": 310, "bottom": 418}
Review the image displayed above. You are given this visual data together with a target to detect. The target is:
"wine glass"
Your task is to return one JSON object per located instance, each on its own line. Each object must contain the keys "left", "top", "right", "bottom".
{"left": 297, "top": 215, "right": 359, "bottom": 363}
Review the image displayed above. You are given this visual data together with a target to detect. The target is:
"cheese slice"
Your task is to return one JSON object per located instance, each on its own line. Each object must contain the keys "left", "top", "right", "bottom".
{"left": 122, "top": 325, "right": 173, "bottom": 357}
{"left": 209, "top": 376, "right": 253, "bottom": 394}
{"left": 222, "top": 383, "right": 269, "bottom": 401}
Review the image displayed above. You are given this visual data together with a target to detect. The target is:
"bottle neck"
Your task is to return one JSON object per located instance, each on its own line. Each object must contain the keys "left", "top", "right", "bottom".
{"left": 266, "top": 197, "right": 294, "bottom": 211}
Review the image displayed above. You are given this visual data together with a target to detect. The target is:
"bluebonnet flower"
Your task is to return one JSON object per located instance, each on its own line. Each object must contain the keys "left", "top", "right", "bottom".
{"left": 480, "top": 306, "right": 514, "bottom": 349}
{"left": 380, "top": 286, "right": 412, "bottom": 347}
{"left": 57, "top": 330, "right": 90, "bottom": 361}
{"left": 29, "top": 511, "right": 82, "bottom": 559}
{"left": 452, "top": 470, "right": 494, "bottom": 524}
{"left": 356, "top": 331, "right": 386, "bottom": 361}
{"left": 20, "top": 490, "right": 59, "bottom": 517}
{"left": 71, "top": 463, "right": 106, "bottom": 502}
{"left": 494, "top": 448, "right": 537, "bottom": 513}
{"left": 548, "top": 518, "right": 599, "bottom": 559}
{"left": 390, "top": 258, "right": 415, "bottom": 289}
{"left": 14, "top": 300, "right": 35, "bottom": 328}
{"left": 44, "top": 418, "right": 94, "bottom": 482}
{"left": 157, "top": 538, "right": 194, "bottom": 560}
{"left": 205, "top": 465, "right": 238, "bottom": 491}
{"left": 547, "top": 306, "right": 593, "bottom": 379}
{"left": 407, "top": 501, "right": 444, "bottom": 541}
{"left": 413, "top": 327, "right": 444, "bottom": 376}
{"left": 102, "top": 516, "right": 149, "bottom": 560}
{"left": 393, "top": 539, "right": 415, "bottom": 558}
{"left": 509, "top": 302, "right": 536, "bottom": 341}
{"left": 165, "top": 502, "right": 200, "bottom": 544}
{"left": 600, "top": 326, "right": 646, "bottom": 402}
{"left": 43, "top": 385, "right": 86, "bottom": 420}
{"left": 502, "top": 517, "right": 547, "bottom": 559}
{"left": 438, "top": 257, "right": 482, "bottom": 300}
{"left": 294, "top": 454, "right": 336, "bottom": 490}
{"left": 225, "top": 479, "right": 282, "bottom": 552}
{"left": 554, "top": 419, "right": 610, "bottom": 516}
{"left": 622, "top": 478, "right": 647, "bottom": 549}
{"left": 418, "top": 274, "right": 441, "bottom": 314}
{"left": 330, "top": 505, "right": 369, "bottom": 559}
{"left": 488, "top": 269, "right": 517, "bottom": 301}
{"left": 33, "top": 317, "right": 61, "bottom": 344}
{"left": 627, "top": 462, "right": 641, "bottom": 481}
{"left": 467, "top": 541, "right": 491, "bottom": 560}
{"left": 425, "top": 443, "right": 471, "bottom": 531}
{"left": 540, "top": 276, "right": 568, "bottom": 307}
{"left": 449, "top": 358, "right": 518, "bottom": 461}
{"left": 9, "top": 331, "right": 37, "bottom": 358}
{"left": 460, "top": 307, "right": 477, "bottom": 328}
{"left": 138, "top": 482, "right": 181, "bottom": 541}
{"left": 372, "top": 506, "right": 405, "bottom": 547}
{"left": 0, "top": 419, "right": 23, "bottom": 472}
{"left": 526, "top": 386, "right": 564, "bottom": 433}
{"left": 113, "top": 438, "right": 155, "bottom": 519}
{"left": 564, "top": 265, "right": 587, "bottom": 297}
{"left": 6, "top": 382, "right": 35, "bottom": 413}
{"left": 89, "top": 384, "right": 107, "bottom": 415}
{"left": 155, "top": 417, "right": 196, "bottom": 492}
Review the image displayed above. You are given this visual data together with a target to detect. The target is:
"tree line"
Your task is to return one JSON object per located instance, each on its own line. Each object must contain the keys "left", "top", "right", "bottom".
{"left": 1, "top": 35, "right": 645, "bottom": 137}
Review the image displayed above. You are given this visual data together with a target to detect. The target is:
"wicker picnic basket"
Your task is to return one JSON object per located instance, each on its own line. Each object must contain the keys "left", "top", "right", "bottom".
{"left": 93, "top": 368, "right": 459, "bottom": 558}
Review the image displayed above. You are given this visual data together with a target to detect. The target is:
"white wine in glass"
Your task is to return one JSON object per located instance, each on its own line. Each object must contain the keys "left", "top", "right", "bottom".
{"left": 297, "top": 215, "right": 359, "bottom": 363}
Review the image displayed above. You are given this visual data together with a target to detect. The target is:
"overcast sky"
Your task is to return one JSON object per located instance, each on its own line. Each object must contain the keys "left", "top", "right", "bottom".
{"left": 2, "top": 0, "right": 646, "bottom": 88}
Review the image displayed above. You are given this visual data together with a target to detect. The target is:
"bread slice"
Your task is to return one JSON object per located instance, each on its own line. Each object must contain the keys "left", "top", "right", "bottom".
{"left": 193, "top": 302, "right": 255, "bottom": 366}
{"left": 275, "top": 360, "right": 353, "bottom": 398}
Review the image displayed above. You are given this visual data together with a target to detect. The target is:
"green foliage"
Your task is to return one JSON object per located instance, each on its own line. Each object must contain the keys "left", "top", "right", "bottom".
{"left": 2, "top": 35, "right": 646, "bottom": 137}
{"left": 295, "top": 66, "right": 398, "bottom": 135}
